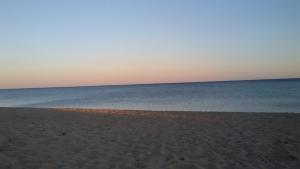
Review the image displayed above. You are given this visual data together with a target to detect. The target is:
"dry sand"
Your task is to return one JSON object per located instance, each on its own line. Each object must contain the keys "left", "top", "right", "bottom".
{"left": 0, "top": 107, "right": 299, "bottom": 169}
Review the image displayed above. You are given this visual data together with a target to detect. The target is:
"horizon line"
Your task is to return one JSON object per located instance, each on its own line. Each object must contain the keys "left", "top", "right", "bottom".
{"left": 1, "top": 77, "right": 299, "bottom": 90}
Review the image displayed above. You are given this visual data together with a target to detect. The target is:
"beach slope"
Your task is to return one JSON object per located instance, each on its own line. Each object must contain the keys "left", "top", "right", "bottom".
{"left": 0, "top": 107, "right": 299, "bottom": 169}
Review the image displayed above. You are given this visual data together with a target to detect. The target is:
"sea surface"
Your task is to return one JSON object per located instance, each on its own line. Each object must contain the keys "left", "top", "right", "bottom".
{"left": 0, "top": 79, "right": 299, "bottom": 112}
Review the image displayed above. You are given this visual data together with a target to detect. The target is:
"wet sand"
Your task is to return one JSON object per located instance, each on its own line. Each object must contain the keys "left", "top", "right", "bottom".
{"left": 0, "top": 107, "right": 299, "bottom": 169}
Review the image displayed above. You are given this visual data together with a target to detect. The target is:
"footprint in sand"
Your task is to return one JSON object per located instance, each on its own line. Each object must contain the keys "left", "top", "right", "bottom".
{"left": 0, "top": 154, "right": 12, "bottom": 169}
{"left": 0, "top": 134, "right": 10, "bottom": 152}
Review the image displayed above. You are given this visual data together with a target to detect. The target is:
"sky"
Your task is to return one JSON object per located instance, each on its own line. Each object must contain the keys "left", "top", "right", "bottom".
{"left": 0, "top": 0, "right": 299, "bottom": 89}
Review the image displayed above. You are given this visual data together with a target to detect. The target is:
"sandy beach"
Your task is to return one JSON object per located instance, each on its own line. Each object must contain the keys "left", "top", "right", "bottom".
{"left": 0, "top": 107, "right": 299, "bottom": 169}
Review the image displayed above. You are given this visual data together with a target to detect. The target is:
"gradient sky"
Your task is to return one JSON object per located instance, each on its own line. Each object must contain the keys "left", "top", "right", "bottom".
{"left": 0, "top": 0, "right": 299, "bottom": 89}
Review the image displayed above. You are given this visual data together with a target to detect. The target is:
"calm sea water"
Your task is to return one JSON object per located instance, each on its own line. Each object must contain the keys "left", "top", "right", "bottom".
{"left": 0, "top": 79, "right": 299, "bottom": 112}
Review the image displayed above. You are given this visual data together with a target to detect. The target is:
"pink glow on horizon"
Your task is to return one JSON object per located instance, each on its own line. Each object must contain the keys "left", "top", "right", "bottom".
{"left": 1, "top": 64, "right": 299, "bottom": 89}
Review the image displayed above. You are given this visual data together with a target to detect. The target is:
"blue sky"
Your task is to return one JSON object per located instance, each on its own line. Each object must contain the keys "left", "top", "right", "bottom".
{"left": 0, "top": 0, "right": 299, "bottom": 88}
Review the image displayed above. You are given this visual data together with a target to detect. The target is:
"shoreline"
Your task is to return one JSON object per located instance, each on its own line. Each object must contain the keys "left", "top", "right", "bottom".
{"left": 1, "top": 107, "right": 299, "bottom": 114}
{"left": 0, "top": 107, "right": 299, "bottom": 168}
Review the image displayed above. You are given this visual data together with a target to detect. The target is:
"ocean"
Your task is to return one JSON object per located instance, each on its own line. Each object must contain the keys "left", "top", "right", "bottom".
{"left": 0, "top": 79, "right": 299, "bottom": 112}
